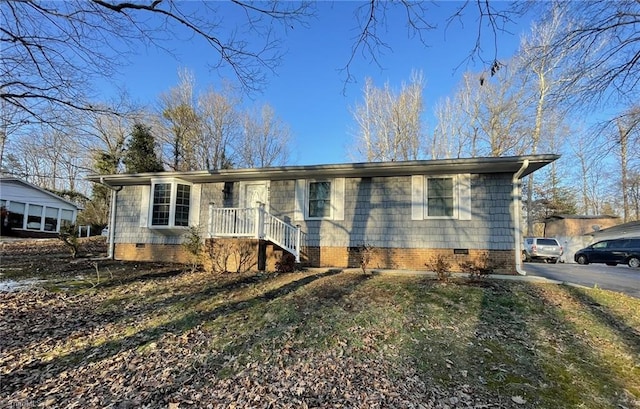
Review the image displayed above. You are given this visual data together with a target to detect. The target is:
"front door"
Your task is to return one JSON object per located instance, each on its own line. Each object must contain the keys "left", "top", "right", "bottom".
{"left": 242, "top": 182, "right": 269, "bottom": 208}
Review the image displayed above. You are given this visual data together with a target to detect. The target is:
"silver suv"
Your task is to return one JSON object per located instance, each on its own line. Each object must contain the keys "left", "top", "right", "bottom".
{"left": 523, "top": 237, "right": 563, "bottom": 263}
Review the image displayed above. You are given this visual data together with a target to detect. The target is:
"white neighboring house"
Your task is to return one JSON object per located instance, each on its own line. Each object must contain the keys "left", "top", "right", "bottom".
{"left": 0, "top": 176, "right": 79, "bottom": 237}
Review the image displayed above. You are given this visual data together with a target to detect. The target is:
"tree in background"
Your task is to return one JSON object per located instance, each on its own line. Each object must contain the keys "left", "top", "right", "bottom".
{"left": 350, "top": 72, "right": 425, "bottom": 162}
{"left": 1, "top": 1, "right": 311, "bottom": 131}
{"left": 159, "top": 70, "right": 201, "bottom": 171}
{"left": 238, "top": 104, "right": 291, "bottom": 168}
{"left": 614, "top": 106, "right": 640, "bottom": 222}
{"left": 198, "top": 83, "right": 242, "bottom": 170}
{"left": 543, "top": 1, "right": 640, "bottom": 109}
{"left": 123, "top": 123, "right": 164, "bottom": 174}
{"left": 517, "top": 6, "right": 573, "bottom": 233}
{"left": 153, "top": 69, "right": 291, "bottom": 171}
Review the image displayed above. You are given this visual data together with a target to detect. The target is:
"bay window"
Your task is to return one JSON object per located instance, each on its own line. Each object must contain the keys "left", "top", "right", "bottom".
{"left": 147, "top": 179, "right": 192, "bottom": 228}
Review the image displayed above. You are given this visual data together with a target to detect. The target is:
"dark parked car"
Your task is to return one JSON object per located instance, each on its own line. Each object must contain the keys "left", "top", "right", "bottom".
{"left": 574, "top": 237, "right": 640, "bottom": 268}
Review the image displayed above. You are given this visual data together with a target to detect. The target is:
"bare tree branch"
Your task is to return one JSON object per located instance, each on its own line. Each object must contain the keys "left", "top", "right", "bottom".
{"left": 1, "top": 0, "right": 313, "bottom": 131}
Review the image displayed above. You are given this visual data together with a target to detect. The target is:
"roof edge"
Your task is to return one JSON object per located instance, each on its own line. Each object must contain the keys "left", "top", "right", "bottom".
{"left": 88, "top": 154, "right": 560, "bottom": 186}
{"left": 0, "top": 176, "right": 81, "bottom": 209}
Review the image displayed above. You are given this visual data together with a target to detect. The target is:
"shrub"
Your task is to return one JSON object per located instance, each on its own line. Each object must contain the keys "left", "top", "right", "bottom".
{"left": 426, "top": 254, "right": 451, "bottom": 282}
{"left": 275, "top": 252, "right": 297, "bottom": 273}
{"left": 205, "top": 239, "right": 257, "bottom": 274}
{"left": 460, "top": 254, "right": 504, "bottom": 281}
{"left": 58, "top": 224, "right": 80, "bottom": 258}
{"left": 182, "top": 225, "right": 204, "bottom": 272}
{"left": 359, "top": 243, "right": 374, "bottom": 275}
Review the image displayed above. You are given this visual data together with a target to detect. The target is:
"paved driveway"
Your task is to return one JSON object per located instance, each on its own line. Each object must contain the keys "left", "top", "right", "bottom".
{"left": 523, "top": 261, "right": 640, "bottom": 298}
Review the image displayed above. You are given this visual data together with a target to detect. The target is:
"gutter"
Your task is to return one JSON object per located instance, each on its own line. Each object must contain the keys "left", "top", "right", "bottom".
{"left": 100, "top": 177, "right": 123, "bottom": 260}
{"left": 512, "top": 160, "right": 529, "bottom": 276}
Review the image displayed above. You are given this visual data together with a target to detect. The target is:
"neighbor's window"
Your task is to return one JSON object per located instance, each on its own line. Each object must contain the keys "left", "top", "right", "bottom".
{"left": 308, "top": 181, "right": 331, "bottom": 218}
{"left": 44, "top": 207, "right": 59, "bottom": 232}
{"left": 8, "top": 202, "right": 25, "bottom": 229}
{"left": 426, "top": 177, "right": 455, "bottom": 217}
{"left": 61, "top": 209, "right": 74, "bottom": 228}
{"left": 26, "top": 204, "right": 43, "bottom": 230}
{"left": 150, "top": 180, "right": 191, "bottom": 227}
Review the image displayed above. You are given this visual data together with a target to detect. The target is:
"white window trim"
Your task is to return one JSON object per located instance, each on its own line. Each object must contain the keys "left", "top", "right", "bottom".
{"left": 411, "top": 174, "right": 471, "bottom": 221}
{"left": 148, "top": 178, "right": 193, "bottom": 229}
{"left": 306, "top": 179, "right": 333, "bottom": 220}
{"left": 295, "top": 178, "right": 345, "bottom": 221}
{"left": 425, "top": 175, "right": 458, "bottom": 220}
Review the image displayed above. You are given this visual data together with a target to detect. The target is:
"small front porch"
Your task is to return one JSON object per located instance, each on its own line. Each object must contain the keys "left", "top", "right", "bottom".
{"left": 208, "top": 204, "right": 303, "bottom": 264}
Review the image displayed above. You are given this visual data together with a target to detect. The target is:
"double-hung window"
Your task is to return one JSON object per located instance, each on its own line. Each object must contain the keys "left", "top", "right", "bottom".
{"left": 308, "top": 181, "right": 331, "bottom": 219}
{"left": 411, "top": 174, "right": 471, "bottom": 221}
{"left": 149, "top": 179, "right": 192, "bottom": 227}
{"left": 174, "top": 183, "right": 191, "bottom": 226}
{"left": 426, "top": 177, "right": 455, "bottom": 218}
{"left": 294, "top": 178, "right": 345, "bottom": 221}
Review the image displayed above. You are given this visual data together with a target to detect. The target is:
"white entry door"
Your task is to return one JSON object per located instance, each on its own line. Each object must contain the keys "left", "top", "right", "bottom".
{"left": 242, "top": 182, "right": 269, "bottom": 208}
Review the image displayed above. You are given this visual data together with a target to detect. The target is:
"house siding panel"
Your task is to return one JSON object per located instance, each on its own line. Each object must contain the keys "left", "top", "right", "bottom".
{"left": 280, "top": 174, "right": 515, "bottom": 251}
{"left": 111, "top": 172, "right": 518, "bottom": 272}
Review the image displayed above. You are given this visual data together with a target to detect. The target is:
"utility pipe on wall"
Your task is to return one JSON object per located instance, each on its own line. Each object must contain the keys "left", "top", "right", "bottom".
{"left": 100, "top": 177, "right": 122, "bottom": 260}
{"left": 512, "top": 160, "right": 529, "bottom": 276}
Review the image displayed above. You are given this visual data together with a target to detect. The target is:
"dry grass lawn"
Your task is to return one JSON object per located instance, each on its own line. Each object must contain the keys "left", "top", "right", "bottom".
{"left": 1, "top": 239, "right": 639, "bottom": 408}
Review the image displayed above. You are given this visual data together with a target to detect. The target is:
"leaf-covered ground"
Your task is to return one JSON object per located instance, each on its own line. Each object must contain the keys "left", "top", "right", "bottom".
{"left": 1, "top": 239, "right": 639, "bottom": 408}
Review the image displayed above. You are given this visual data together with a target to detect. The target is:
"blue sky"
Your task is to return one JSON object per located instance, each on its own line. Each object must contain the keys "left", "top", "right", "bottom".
{"left": 102, "top": 1, "right": 534, "bottom": 166}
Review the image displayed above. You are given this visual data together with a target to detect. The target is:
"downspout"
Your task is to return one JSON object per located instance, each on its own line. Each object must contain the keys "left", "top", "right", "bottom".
{"left": 512, "top": 160, "right": 529, "bottom": 276}
{"left": 100, "top": 177, "right": 123, "bottom": 260}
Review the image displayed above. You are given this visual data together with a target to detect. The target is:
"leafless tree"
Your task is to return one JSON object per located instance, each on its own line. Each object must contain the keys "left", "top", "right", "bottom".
{"left": 517, "top": 6, "right": 573, "bottom": 232}
{"left": 615, "top": 106, "right": 640, "bottom": 222}
{"left": 237, "top": 104, "right": 291, "bottom": 168}
{"left": 540, "top": 1, "right": 640, "bottom": 108}
{"left": 1, "top": 1, "right": 312, "bottom": 129}
{"left": 433, "top": 65, "right": 528, "bottom": 159}
{"left": 350, "top": 72, "right": 425, "bottom": 162}
{"left": 4, "top": 125, "right": 86, "bottom": 193}
{"left": 432, "top": 96, "right": 466, "bottom": 159}
{"left": 198, "top": 83, "right": 242, "bottom": 170}
{"left": 0, "top": 100, "right": 23, "bottom": 172}
{"left": 158, "top": 70, "right": 201, "bottom": 171}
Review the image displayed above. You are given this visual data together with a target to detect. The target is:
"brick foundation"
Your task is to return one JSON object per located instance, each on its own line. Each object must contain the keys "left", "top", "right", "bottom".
{"left": 304, "top": 246, "right": 516, "bottom": 274}
{"left": 114, "top": 239, "right": 289, "bottom": 273}
{"left": 115, "top": 243, "right": 191, "bottom": 263}
{"left": 114, "top": 242, "right": 517, "bottom": 274}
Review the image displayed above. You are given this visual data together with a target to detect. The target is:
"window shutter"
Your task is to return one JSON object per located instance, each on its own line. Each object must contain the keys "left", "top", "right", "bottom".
{"left": 411, "top": 175, "right": 424, "bottom": 220}
{"left": 294, "top": 179, "right": 305, "bottom": 221}
{"left": 139, "top": 185, "right": 150, "bottom": 227}
{"left": 189, "top": 184, "right": 202, "bottom": 226}
{"left": 458, "top": 174, "right": 472, "bottom": 220}
{"left": 332, "top": 177, "right": 345, "bottom": 221}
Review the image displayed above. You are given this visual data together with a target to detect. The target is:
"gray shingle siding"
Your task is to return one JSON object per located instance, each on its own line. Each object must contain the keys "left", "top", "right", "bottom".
{"left": 115, "top": 173, "right": 516, "bottom": 251}
{"left": 266, "top": 173, "right": 515, "bottom": 250}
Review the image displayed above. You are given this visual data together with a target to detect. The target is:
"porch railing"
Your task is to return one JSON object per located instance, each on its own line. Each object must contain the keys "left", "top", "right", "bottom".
{"left": 208, "top": 203, "right": 302, "bottom": 262}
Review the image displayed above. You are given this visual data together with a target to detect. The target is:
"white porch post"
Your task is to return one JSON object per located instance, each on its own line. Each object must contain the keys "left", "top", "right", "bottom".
{"left": 295, "top": 224, "right": 301, "bottom": 263}
{"left": 255, "top": 202, "right": 265, "bottom": 239}
{"left": 208, "top": 202, "right": 214, "bottom": 238}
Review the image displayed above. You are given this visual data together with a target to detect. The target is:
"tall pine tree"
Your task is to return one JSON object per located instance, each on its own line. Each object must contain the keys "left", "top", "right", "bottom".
{"left": 123, "top": 123, "right": 164, "bottom": 173}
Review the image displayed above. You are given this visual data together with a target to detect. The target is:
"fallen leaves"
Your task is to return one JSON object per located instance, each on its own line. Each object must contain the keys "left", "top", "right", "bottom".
{"left": 2, "top": 241, "right": 640, "bottom": 408}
